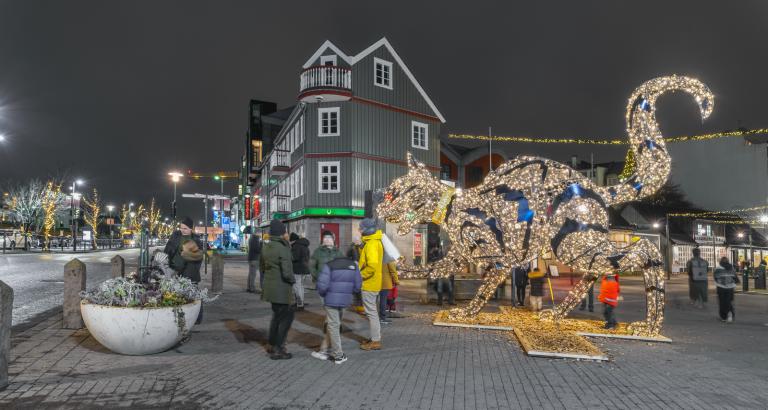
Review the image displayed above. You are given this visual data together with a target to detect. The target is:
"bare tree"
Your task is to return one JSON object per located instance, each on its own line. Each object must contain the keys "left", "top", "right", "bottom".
{"left": 82, "top": 188, "right": 102, "bottom": 250}
{"left": 5, "top": 179, "right": 45, "bottom": 239}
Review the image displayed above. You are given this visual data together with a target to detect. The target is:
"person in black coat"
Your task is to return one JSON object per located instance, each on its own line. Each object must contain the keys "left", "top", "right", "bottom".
{"left": 290, "top": 233, "right": 310, "bottom": 309}
{"left": 163, "top": 216, "right": 205, "bottom": 323}
{"left": 247, "top": 234, "right": 262, "bottom": 293}
{"left": 512, "top": 264, "right": 530, "bottom": 307}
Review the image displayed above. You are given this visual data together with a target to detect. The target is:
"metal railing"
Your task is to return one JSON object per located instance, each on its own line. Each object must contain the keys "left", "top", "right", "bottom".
{"left": 0, "top": 232, "right": 168, "bottom": 253}
{"left": 270, "top": 149, "right": 290, "bottom": 170}
{"left": 300, "top": 65, "right": 352, "bottom": 92}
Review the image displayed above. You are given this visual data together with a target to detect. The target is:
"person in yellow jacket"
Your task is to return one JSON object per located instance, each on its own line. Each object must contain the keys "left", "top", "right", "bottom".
{"left": 379, "top": 261, "right": 400, "bottom": 324}
{"left": 358, "top": 218, "right": 383, "bottom": 350}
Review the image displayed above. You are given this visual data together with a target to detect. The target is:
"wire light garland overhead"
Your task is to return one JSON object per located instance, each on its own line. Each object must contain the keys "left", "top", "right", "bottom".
{"left": 448, "top": 128, "right": 767, "bottom": 145}
{"left": 379, "top": 76, "right": 715, "bottom": 337}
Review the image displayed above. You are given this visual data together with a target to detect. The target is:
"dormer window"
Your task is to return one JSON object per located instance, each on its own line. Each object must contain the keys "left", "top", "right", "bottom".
{"left": 320, "top": 55, "right": 337, "bottom": 66}
{"left": 374, "top": 57, "right": 392, "bottom": 89}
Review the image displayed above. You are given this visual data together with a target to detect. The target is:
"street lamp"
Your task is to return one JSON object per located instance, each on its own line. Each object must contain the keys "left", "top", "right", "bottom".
{"left": 168, "top": 171, "right": 183, "bottom": 220}
{"left": 70, "top": 179, "right": 84, "bottom": 252}
{"left": 652, "top": 222, "right": 660, "bottom": 229}
{"left": 760, "top": 215, "right": 768, "bottom": 224}
{"left": 0, "top": 134, "right": 5, "bottom": 142}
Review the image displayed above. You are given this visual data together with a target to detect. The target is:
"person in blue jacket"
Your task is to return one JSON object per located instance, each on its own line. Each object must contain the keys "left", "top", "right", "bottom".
{"left": 311, "top": 255, "right": 362, "bottom": 364}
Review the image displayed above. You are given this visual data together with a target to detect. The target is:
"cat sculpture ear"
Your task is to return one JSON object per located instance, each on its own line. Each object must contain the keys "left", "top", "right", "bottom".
{"left": 406, "top": 151, "right": 425, "bottom": 172}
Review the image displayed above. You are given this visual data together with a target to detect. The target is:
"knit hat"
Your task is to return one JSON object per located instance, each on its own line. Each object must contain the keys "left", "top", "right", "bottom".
{"left": 269, "top": 219, "right": 286, "bottom": 237}
{"left": 289, "top": 232, "right": 300, "bottom": 242}
{"left": 322, "top": 230, "right": 334, "bottom": 239}
{"left": 180, "top": 216, "right": 194, "bottom": 229}
{"left": 359, "top": 218, "right": 378, "bottom": 236}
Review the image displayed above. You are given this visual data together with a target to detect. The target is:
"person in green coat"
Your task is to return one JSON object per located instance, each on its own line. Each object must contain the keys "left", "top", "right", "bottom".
{"left": 309, "top": 231, "right": 344, "bottom": 283}
{"left": 260, "top": 219, "right": 295, "bottom": 360}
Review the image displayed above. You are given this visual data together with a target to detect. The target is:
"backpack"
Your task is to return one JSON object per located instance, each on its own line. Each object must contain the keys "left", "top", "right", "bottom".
{"left": 691, "top": 258, "right": 708, "bottom": 281}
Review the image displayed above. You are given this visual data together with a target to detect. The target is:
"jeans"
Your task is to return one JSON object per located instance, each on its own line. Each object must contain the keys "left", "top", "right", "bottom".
{"left": 580, "top": 284, "right": 594, "bottom": 310}
{"left": 379, "top": 289, "right": 390, "bottom": 320}
{"left": 247, "top": 260, "right": 260, "bottom": 291}
{"left": 269, "top": 303, "right": 295, "bottom": 349}
{"left": 320, "top": 306, "right": 344, "bottom": 357}
{"left": 293, "top": 274, "right": 305, "bottom": 307}
{"left": 515, "top": 283, "right": 527, "bottom": 305}
{"left": 603, "top": 304, "right": 616, "bottom": 328}
{"left": 717, "top": 287, "right": 735, "bottom": 320}
{"left": 361, "top": 291, "right": 381, "bottom": 342}
{"left": 436, "top": 278, "right": 454, "bottom": 305}
{"left": 693, "top": 280, "right": 708, "bottom": 304}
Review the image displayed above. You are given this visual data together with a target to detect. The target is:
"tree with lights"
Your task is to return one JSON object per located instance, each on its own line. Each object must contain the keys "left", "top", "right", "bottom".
{"left": 146, "top": 198, "right": 161, "bottom": 236}
{"left": 378, "top": 76, "right": 714, "bottom": 337}
{"left": 40, "top": 181, "right": 65, "bottom": 251}
{"left": 5, "top": 179, "right": 45, "bottom": 239}
{"left": 82, "top": 188, "right": 102, "bottom": 250}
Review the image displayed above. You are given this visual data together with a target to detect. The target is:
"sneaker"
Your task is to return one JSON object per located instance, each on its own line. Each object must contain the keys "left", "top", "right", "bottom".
{"left": 270, "top": 350, "right": 293, "bottom": 360}
{"left": 311, "top": 351, "right": 330, "bottom": 361}
{"left": 360, "top": 341, "right": 382, "bottom": 351}
{"left": 726, "top": 312, "right": 733, "bottom": 323}
{"left": 332, "top": 354, "right": 348, "bottom": 364}
{"left": 380, "top": 318, "right": 392, "bottom": 324}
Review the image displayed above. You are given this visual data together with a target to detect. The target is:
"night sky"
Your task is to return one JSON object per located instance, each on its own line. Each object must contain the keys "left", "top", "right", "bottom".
{"left": 1, "top": 1, "right": 766, "bottom": 218}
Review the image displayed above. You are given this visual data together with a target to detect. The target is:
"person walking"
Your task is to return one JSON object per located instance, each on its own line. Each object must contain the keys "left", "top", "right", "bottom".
{"left": 261, "top": 219, "right": 296, "bottom": 360}
{"left": 686, "top": 248, "right": 709, "bottom": 308}
{"left": 310, "top": 231, "right": 344, "bottom": 288}
{"left": 247, "top": 233, "right": 262, "bottom": 293}
{"left": 290, "top": 233, "right": 311, "bottom": 310}
{"left": 512, "top": 264, "right": 530, "bottom": 307}
{"left": 579, "top": 282, "right": 595, "bottom": 312}
{"left": 713, "top": 257, "right": 739, "bottom": 323}
{"left": 379, "top": 261, "right": 400, "bottom": 324}
{"left": 358, "top": 218, "right": 384, "bottom": 351}
{"left": 311, "top": 254, "right": 362, "bottom": 364}
{"left": 755, "top": 259, "right": 767, "bottom": 289}
{"left": 598, "top": 274, "right": 620, "bottom": 329}
{"left": 430, "top": 246, "right": 454, "bottom": 306}
{"left": 528, "top": 268, "right": 545, "bottom": 312}
{"left": 164, "top": 216, "right": 205, "bottom": 324}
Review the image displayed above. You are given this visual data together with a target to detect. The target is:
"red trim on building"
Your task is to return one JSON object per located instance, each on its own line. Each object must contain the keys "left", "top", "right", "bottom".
{"left": 305, "top": 151, "right": 440, "bottom": 172}
{"left": 298, "top": 89, "right": 353, "bottom": 100}
{"left": 351, "top": 96, "right": 441, "bottom": 123}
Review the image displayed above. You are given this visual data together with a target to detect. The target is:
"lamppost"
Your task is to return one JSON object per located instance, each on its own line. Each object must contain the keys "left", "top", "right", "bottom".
{"left": 107, "top": 205, "right": 115, "bottom": 248}
{"left": 70, "top": 179, "right": 84, "bottom": 252}
{"left": 168, "top": 171, "right": 183, "bottom": 221}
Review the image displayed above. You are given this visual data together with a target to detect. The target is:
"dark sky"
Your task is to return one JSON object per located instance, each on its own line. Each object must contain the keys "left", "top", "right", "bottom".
{"left": 1, "top": 1, "right": 767, "bottom": 218}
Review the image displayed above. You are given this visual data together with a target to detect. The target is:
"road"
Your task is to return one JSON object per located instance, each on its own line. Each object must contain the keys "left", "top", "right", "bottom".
{"left": 0, "top": 249, "right": 142, "bottom": 326}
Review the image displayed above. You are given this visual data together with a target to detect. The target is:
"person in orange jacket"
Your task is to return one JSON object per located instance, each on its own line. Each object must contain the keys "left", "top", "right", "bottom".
{"left": 598, "top": 274, "right": 620, "bottom": 329}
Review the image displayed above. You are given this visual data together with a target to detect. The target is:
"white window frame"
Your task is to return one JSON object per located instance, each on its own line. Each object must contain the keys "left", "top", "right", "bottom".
{"left": 320, "top": 55, "right": 337, "bottom": 66}
{"left": 373, "top": 57, "right": 393, "bottom": 89}
{"left": 300, "top": 165, "right": 304, "bottom": 196}
{"left": 318, "top": 161, "right": 341, "bottom": 193}
{"left": 318, "top": 107, "right": 340, "bottom": 137}
{"left": 411, "top": 121, "right": 428, "bottom": 150}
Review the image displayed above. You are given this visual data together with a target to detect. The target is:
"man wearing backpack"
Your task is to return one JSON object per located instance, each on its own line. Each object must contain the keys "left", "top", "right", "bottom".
{"left": 686, "top": 248, "right": 709, "bottom": 308}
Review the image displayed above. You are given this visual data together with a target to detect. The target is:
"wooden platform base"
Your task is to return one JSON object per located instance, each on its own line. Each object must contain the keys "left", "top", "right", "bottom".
{"left": 576, "top": 332, "right": 673, "bottom": 343}
{"left": 432, "top": 321, "right": 514, "bottom": 331}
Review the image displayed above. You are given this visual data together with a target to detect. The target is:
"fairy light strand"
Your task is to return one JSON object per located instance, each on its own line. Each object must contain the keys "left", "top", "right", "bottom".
{"left": 379, "top": 76, "right": 715, "bottom": 337}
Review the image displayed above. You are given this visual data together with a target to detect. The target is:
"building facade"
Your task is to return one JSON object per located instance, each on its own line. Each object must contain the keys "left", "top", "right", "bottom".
{"left": 253, "top": 38, "right": 445, "bottom": 256}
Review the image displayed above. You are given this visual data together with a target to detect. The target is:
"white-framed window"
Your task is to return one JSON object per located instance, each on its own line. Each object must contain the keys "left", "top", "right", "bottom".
{"left": 411, "top": 121, "right": 428, "bottom": 150}
{"left": 374, "top": 57, "right": 392, "bottom": 89}
{"left": 320, "top": 55, "right": 337, "bottom": 66}
{"left": 318, "top": 161, "right": 340, "bottom": 193}
{"left": 318, "top": 107, "right": 340, "bottom": 137}
{"left": 300, "top": 165, "right": 304, "bottom": 196}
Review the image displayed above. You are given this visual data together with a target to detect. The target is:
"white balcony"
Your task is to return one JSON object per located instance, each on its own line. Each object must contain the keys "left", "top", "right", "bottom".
{"left": 269, "top": 150, "right": 290, "bottom": 175}
{"left": 298, "top": 65, "right": 352, "bottom": 103}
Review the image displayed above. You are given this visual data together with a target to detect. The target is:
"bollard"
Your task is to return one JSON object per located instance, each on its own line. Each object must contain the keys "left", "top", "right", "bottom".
{"left": 0, "top": 280, "right": 12, "bottom": 391}
{"left": 211, "top": 253, "right": 224, "bottom": 293}
{"left": 110, "top": 255, "right": 125, "bottom": 278}
{"left": 63, "top": 258, "right": 86, "bottom": 329}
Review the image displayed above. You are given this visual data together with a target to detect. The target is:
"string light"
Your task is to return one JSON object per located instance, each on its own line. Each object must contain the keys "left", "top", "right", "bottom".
{"left": 447, "top": 128, "right": 767, "bottom": 144}
{"left": 379, "top": 75, "right": 714, "bottom": 337}
{"left": 41, "top": 181, "right": 62, "bottom": 251}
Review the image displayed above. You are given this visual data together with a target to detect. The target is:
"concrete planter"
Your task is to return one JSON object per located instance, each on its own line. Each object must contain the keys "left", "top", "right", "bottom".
{"left": 81, "top": 300, "right": 201, "bottom": 355}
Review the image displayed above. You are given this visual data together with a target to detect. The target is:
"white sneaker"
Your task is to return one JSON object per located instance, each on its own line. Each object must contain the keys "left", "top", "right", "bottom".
{"left": 311, "top": 351, "right": 330, "bottom": 361}
{"left": 333, "top": 354, "right": 348, "bottom": 364}
{"left": 726, "top": 312, "right": 733, "bottom": 323}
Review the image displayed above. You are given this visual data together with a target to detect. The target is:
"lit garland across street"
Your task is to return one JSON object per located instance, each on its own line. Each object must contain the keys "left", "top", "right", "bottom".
{"left": 448, "top": 128, "right": 766, "bottom": 144}
{"left": 379, "top": 76, "right": 714, "bottom": 337}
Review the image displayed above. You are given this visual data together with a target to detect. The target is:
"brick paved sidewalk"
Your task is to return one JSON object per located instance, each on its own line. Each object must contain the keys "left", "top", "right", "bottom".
{"left": 2, "top": 258, "right": 767, "bottom": 409}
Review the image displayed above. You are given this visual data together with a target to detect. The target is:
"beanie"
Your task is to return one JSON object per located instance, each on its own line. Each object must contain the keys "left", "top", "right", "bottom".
{"left": 321, "top": 230, "right": 334, "bottom": 239}
{"left": 289, "top": 232, "right": 300, "bottom": 242}
{"left": 359, "top": 218, "right": 378, "bottom": 236}
{"left": 269, "top": 219, "right": 286, "bottom": 237}
{"left": 180, "top": 217, "right": 194, "bottom": 230}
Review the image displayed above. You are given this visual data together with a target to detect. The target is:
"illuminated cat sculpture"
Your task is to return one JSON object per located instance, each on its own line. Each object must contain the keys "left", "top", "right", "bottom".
{"left": 377, "top": 76, "right": 713, "bottom": 336}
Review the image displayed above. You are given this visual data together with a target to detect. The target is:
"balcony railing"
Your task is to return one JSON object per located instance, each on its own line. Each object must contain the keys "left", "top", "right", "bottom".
{"left": 269, "top": 149, "right": 290, "bottom": 173}
{"left": 300, "top": 65, "right": 352, "bottom": 93}
{"left": 270, "top": 196, "right": 290, "bottom": 213}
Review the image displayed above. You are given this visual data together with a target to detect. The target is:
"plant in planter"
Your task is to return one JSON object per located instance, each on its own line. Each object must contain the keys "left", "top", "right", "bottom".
{"left": 80, "top": 272, "right": 217, "bottom": 355}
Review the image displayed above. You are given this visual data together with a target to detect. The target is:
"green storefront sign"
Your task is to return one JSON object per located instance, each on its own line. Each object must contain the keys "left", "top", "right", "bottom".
{"left": 286, "top": 207, "right": 365, "bottom": 219}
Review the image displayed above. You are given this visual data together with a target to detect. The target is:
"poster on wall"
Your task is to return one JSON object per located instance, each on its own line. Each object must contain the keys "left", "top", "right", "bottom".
{"left": 548, "top": 265, "right": 559, "bottom": 277}
{"left": 413, "top": 232, "right": 423, "bottom": 258}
